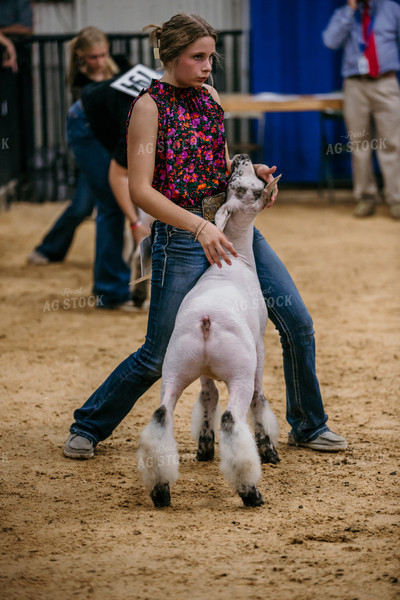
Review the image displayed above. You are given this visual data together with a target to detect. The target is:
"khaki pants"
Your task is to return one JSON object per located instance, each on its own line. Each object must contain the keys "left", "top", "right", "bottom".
{"left": 343, "top": 75, "right": 400, "bottom": 205}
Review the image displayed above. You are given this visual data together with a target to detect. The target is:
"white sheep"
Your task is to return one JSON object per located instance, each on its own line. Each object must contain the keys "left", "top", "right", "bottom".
{"left": 138, "top": 154, "right": 281, "bottom": 508}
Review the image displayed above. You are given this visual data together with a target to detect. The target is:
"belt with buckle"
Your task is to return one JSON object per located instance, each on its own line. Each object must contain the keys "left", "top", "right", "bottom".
{"left": 347, "top": 70, "right": 396, "bottom": 81}
{"left": 185, "top": 192, "right": 227, "bottom": 222}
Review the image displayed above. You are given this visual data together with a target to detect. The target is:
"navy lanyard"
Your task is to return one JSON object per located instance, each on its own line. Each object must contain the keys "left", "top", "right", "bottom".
{"left": 355, "top": 4, "right": 375, "bottom": 52}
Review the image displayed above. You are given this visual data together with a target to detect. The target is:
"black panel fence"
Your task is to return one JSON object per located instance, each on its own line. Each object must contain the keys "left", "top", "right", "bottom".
{"left": 0, "top": 30, "right": 248, "bottom": 204}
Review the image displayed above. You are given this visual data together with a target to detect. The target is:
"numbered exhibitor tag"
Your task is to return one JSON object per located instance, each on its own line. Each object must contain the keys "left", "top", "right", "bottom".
{"left": 358, "top": 54, "right": 370, "bottom": 75}
{"left": 129, "top": 234, "right": 152, "bottom": 286}
{"left": 139, "top": 234, "right": 152, "bottom": 280}
{"left": 110, "top": 64, "right": 162, "bottom": 97}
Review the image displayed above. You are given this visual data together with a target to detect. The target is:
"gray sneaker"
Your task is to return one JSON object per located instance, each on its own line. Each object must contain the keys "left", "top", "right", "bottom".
{"left": 27, "top": 250, "right": 50, "bottom": 265}
{"left": 64, "top": 434, "right": 94, "bottom": 459}
{"left": 354, "top": 200, "right": 376, "bottom": 217}
{"left": 389, "top": 204, "right": 400, "bottom": 219}
{"left": 288, "top": 430, "right": 347, "bottom": 452}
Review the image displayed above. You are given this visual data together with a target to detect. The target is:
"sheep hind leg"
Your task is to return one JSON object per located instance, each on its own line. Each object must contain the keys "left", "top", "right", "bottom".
{"left": 138, "top": 405, "right": 178, "bottom": 508}
{"left": 220, "top": 409, "right": 264, "bottom": 508}
{"left": 192, "top": 376, "right": 219, "bottom": 462}
{"left": 250, "top": 391, "right": 280, "bottom": 464}
{"left": 149, "top": 404, "right": 174, "bottom": 508}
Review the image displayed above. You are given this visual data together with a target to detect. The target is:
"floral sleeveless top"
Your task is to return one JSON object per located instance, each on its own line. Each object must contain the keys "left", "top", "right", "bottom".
{"left": 130, "top": 79, "right": 229, "bottom": 209}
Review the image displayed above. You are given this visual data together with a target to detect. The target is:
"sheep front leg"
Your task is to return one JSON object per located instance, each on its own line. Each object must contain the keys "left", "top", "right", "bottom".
{"left": 251, "top": 340, "right": 280, "bottom": 464}
{"left": 191, "top": 376, "right": 219, "bottom": 461}
{"left": 250, "top": 391, "right": 280, "bottom": 464}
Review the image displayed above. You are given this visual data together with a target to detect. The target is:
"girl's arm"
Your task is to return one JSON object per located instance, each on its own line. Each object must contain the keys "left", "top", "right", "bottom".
{"left": 0, "top": 32, "right": 18, "bottom": 72}
{"left": 108, "top": 158, "right": 150, "bottom": 246}
{"left": 127, "top": 93, "right": 237, "bottom": 268}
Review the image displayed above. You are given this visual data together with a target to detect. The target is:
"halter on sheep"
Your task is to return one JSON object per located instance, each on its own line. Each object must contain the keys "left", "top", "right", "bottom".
{"left": 138, "top": 154, "right": 281, "bottom": 507}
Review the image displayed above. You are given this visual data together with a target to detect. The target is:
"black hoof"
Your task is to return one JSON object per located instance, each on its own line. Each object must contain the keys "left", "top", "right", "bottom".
{"left": 196, "top": 430, "right": 215, "bottom": 461}
{"left": 260, "top": 445, "right": 280, "bottom": 464}
{"left": 256, "top": 435, "right": 280, "bottom": 464}
{"left": 239, "top": 485, "right": 265, "bottom": 507}
{"left": 150, "top": 482, "right": 171, "bottom": 508}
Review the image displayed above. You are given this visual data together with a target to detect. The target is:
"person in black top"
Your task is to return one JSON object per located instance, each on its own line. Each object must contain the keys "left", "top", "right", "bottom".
{"left": 80, "top": 72, "right": 150, "bottom": 244}
{"left": 54, "top": 72, "right": 148, "bottom": 309}
{"left": 28, "top": 27, "right": 119, "bottom": 267}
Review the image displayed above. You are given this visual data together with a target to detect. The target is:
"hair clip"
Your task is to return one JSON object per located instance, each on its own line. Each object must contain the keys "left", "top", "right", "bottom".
{"left": 153, "top": 47, "right": 160, "bottom": 60}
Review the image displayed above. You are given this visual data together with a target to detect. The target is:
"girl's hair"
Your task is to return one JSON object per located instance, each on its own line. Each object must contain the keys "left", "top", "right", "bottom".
{"left": 143, "top": 13, "right": 218, "bottom": 66}
{"left": 67, "top": 26, "right": 119, "bottom": 88}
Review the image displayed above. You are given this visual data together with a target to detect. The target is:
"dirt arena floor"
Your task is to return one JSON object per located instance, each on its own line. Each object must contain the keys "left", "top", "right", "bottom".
{"left": 0, "top": 192, "right": 399, "bottom": 600}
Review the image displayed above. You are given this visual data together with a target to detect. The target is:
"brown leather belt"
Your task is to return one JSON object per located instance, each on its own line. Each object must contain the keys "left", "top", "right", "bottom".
{"left": 185, "top": 192, "right": 227, "bottom": 222}
{"left": 347, "top": 70, "right": 397, "bottom": 81}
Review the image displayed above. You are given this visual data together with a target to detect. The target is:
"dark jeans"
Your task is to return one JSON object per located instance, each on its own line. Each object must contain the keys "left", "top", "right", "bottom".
{"left": 36, "top": 170, "right": 95, "bottom": 261}
{"left": 65, "top": 100, "right": 130, "bottom": 306}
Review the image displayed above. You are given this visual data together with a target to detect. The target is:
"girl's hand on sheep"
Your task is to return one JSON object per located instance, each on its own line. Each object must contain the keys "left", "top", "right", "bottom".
{"left": 254, "top": 164, "right": 279, "bottom": 207}
{"left": 197, "top": 221, "right": 238, "bottom": 269}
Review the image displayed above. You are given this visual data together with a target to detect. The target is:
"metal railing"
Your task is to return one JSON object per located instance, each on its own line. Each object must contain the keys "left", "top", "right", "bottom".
{"left": 1, "top": 30, "right": 249, "bottom": 203}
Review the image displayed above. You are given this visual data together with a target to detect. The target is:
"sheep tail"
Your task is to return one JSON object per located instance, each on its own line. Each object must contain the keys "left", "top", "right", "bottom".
{"left": 200, "top": 315, "right": 211, "bottom": 340}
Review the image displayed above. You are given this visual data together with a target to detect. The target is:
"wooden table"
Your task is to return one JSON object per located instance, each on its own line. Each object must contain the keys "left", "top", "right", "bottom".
{"left": 219, "top": 92, "right": 343, "bottom": 113}
{"left": 219, "top": 92, "right": 345, "bottom": 199}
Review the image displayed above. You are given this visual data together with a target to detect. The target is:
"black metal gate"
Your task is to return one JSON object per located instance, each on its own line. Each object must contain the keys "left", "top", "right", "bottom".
{"left": 0, "top": 30, "right": 246, "bottom": 203}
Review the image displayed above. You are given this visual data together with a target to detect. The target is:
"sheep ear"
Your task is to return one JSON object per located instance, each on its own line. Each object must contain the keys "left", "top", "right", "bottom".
{"left": 261, "top": 174, "right": 282, "bottom": 205}
{"left": 215, "top": 204, "right": 232, "bottom": 231}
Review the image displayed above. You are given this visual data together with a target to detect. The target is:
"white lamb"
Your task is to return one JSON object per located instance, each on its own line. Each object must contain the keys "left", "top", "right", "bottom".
{"left": 138, "top": 154, "right": 281, "bottom": 508}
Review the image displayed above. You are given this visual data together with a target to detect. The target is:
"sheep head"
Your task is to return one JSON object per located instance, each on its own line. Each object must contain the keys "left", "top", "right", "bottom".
{"left": 216, "top": 154, "right": 282, "bottom": 231}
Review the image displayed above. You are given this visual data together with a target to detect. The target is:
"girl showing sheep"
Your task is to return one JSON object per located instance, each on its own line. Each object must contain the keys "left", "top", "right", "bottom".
{"left": 64, "top": 14, "right": 347, "bottom": 493}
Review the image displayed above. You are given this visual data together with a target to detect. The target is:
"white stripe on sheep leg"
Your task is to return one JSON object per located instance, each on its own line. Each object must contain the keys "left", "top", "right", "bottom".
{"left": 250, "top": 391, "right": 280, "bottom": 464}
{"left": 137, "top": 405, "right": 179, "bottom": 507}
{"left": 191, "top": 376, "right": 220, "bottom": 461}
{"left": 219, "top": 410, "right": 264, "bottom": 507}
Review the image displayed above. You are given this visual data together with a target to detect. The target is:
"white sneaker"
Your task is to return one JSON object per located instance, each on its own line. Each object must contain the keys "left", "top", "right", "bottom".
{"left": 27, "top": 250, "right": 49, "bottom": 265}
{"left": 288, "top": 430, "right": 347, "bottom": 452}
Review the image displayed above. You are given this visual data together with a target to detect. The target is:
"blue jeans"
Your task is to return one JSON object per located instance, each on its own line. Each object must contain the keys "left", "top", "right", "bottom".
{"left": 66, "top": 100, "right": 130, "bottom": 306}
{"left": 36, "top": 170, "right": 95, "bottom": 261}
{"left": 70, "top": 222, "right": 329, "bottom": 444}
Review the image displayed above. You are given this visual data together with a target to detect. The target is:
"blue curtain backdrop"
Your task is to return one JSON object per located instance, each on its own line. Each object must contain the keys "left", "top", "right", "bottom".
{"left": 250, "top": 0, "right": 347, "bottom": 183}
